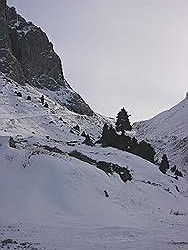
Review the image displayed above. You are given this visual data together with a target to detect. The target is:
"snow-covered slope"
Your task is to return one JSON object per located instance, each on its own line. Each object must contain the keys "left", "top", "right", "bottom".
{"left": 0, "top": 75, "right": 188, "bottom": 249}
{"left": 134, "top": 97, "right": 188, "bottom": 175}
{"left": 0, "top": 74, "right": 107, "bottom": 139}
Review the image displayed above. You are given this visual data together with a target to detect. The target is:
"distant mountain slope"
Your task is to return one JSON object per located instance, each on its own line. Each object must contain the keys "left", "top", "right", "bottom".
{"left": 134, "top": 96, "right": 188, "bottom": 175}
{"left": 0, "top": 0, "right": 93, "bottom": 115}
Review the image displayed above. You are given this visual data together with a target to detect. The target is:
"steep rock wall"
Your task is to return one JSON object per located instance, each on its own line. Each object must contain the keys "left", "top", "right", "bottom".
{"left": 0, "top": 0, "right": 93, "bottom": 115}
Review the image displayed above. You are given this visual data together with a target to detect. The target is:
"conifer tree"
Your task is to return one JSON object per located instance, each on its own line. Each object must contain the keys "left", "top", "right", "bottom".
{"left": 175, "top": 169, "right": 183, "bottom": 177}
{"left": 115, "top": 108, "right": 132, "bottom": 134}
{"left": 129, "top": 137, "right": 138, "bottom": 154}
{"left": 101, "top": 123, "right": 109, "bottom": 141}
{"left": 136, "top": 140, "right": 155, "bottom": 163}
{"left": 170, "top": 165, "right": 176, "bottom": 173}
{"left": 44, "top": 102, "right": 49, "bottom": 108}
{"left": 159, "top": 154, "right": 169, "bottom": 174}
{"left": 73, "top": 124, "right": 80, "bottom": 132}
{"left": 81, "top": 131, "right": 87, "bottom": 137}
{"left": 82, "top": 134, "right": 93, "bottom": 146}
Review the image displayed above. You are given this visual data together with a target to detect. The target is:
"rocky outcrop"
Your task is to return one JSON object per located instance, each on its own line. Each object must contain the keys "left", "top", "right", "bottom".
{"left": 0, "top": 0, "right": 93, "bottom": 116}
{"left": 0, "top": 0, "right": 5, "bottom": 13}
{"left": 6, "top": 6, "right": 65, "bottom": 90}
{"left": 0, "top": 0, "right": 26, "bottom": 84}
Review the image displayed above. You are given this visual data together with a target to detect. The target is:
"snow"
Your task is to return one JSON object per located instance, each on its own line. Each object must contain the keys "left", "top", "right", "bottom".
{"left": 0, "top": 74, "right": 188, "bottom": 249}
{"left": 134, "top": 97, "right": 188, "bottom": 175}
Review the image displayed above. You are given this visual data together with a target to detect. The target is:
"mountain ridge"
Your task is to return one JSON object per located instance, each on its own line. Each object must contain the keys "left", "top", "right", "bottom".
{"left": 134, "top": 95, "right": 188, "bottom": 175}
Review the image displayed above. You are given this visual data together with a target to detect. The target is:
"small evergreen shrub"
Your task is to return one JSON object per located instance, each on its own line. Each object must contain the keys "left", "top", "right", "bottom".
{"left": 69, "top": 150, "right": 132, "bottom": 183}
{"left": 96, "top": 161, "right": 113, "bottom": 174}
{"left": 82, "top": 134, "right": 93, "bottom": 146}
{"left": 171, "top": 165, "right": 176, "bottom": 173}
{"left": 16, "top": 92, "right": 22, "bottom": 97}
{"left": 159, "top": 154, "right": 169, "bottom": 174}
{"left": 81, "top": 131, "right": 87, "bottom": 137}
{"left": 9, "top": 137, "right": 16, "bottom": 148}
{"left": 26, "top": 95, "right": 31, "bottom": 100}
{"left": 73, "top": 124, "right": 80, "bottom": 132}
{"left": 42, "top": 145, "right": 64, "bottom": 154}
{"left": 119, "top": 168, "right": 133, "bottom": 182}
{"left": 44, "top": 102, "right": 49, "bottom": 108}
{"left": 68, "top": 150, "right": 96, "bottom": 165}
{"left": 175, "top": 169, "right": 183, "bottom": 177}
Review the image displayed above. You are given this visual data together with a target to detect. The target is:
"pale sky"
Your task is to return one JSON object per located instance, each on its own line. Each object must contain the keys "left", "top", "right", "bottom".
{"left": 8, "top": 0, "right": 188, "bottom": 122}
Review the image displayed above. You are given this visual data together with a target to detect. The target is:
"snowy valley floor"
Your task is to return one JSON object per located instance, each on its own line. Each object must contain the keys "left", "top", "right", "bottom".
{"left": 1, "top": 221, "right": 188, "bottom": 250}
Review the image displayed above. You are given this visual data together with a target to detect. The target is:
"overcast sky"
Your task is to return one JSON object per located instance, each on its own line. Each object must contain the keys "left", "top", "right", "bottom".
{"left": 8, "top": 0, "right": 188, "bottom": 122}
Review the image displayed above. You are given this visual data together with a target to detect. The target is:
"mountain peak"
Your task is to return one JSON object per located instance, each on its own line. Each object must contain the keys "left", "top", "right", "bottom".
{"left": 0, "top": 1, "right": 94, "bottom": 116}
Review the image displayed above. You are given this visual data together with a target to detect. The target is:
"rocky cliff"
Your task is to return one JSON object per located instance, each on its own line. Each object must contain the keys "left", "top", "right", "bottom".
{"left": 0, "top": 0, "right": 26, "bottom": 85}
{"left": 0, "top": 0, "right": 93, "bottom": 116}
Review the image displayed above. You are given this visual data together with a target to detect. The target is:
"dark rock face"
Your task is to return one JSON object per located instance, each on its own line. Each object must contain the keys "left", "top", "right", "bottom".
{"left": 6, "top": 6, "right": 65, "bottom": 90}
{"left": 0, "top": 0, "right": 93, "bottom": 116}
{"left": 0, "top": 0, "right": 6, "bottom": 12}
{"left": 0, "top": 0, "right": 26, "bottom": 84}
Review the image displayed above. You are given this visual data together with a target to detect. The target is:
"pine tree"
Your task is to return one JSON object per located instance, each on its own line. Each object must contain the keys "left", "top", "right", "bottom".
{"left": 128, "top": 137, "right": 139, "bottom": 154}
{"left": 104, "top": 125, "right": 116, "bottom": 147}
{"left": 82, "top": 134, "right": 93, "bottom": 146}
{"left": 175, "top": 169, "right": 183, "bottom": 177}
{"left": 115, "top": 108, "right": 132, "bottom": 134}
{"left": 170, "top": 165, "right": 176, "bottom": 173}
{"left": 159, "top": 154, "right": 169, "bottom": 174}
{"left": 136, "top": 140, "right": 155, "bottom": 163}
{"left": 44, "top": 102, "right": 49, "bottom": 108}
{"left": 101, "top": 123, "right": 109, "bottom": 141}
{"left": 81, "top": 131, "right": 87, "bottom": 137}
{"left": 26, "top": 95, "right": 31, "bottom": 100}
{"left": 73, "top": 124, "right": 80, "bottom": 132}
{"left": 16, "top": 92, "right": 22, "bottom": 97}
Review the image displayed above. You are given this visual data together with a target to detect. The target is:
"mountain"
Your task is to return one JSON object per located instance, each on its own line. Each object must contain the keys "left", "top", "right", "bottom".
{"left": 134, "top": 96, "right": 188, "bottom": 176}
{"left": 0, "top": 1, "right": 188, "bottom": 250}
{"left": 0, "top": 0, "right": 93, "bottom": 116}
